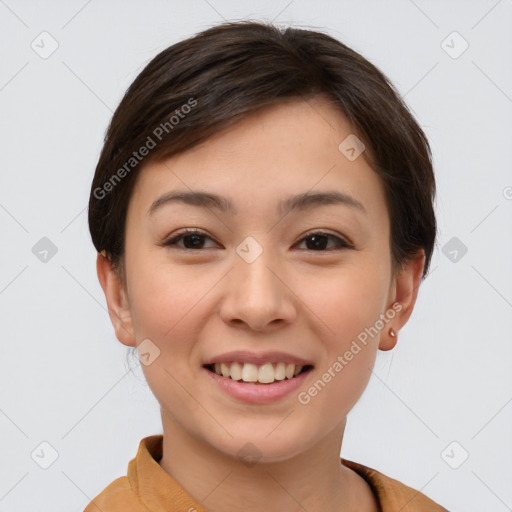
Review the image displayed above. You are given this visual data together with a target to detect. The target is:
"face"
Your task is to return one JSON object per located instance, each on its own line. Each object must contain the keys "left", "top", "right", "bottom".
{"left": 98, "top": 95, "right": 424, "bottom": 463}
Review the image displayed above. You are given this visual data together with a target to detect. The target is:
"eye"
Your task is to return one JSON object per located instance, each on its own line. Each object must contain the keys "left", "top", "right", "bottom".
{"left": 162, "top": 229, "right": 353, "bottom": 252}
{"left": 296, "top": 231, "right": 354, "bottom": 251}
{"left": 162, "top": 229, "right": 218, "bottom": 250}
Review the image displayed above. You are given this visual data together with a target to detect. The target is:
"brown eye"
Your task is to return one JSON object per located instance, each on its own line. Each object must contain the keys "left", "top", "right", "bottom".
{"left": 162, "top": 229, "right": 354, "bottom": 252}
{"left": 297, "top": 232, "right": 353, "bottom": 251}
{"left": 163, "top": 229, "right": 218, "bottom": 250}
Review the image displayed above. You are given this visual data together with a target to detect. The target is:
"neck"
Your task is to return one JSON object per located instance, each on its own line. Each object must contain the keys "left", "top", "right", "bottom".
{"left": 158, "top": 413, "right": 378, "bottom": 512}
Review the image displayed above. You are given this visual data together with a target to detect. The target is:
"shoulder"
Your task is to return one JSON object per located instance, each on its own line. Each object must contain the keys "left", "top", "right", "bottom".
{"left": 83, "top": 475, "right": 149, "bottom": 512}
{"left": 341, "top": 458, "right": 449, "bottom": 512}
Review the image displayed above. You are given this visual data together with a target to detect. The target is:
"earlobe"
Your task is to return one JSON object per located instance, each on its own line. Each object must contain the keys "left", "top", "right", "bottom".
{"left": 379, "top": 249, "right": 426, "bottom": 352}
{"left": 379, "top": 326, "right": 398, "bottom": 351}
{"left": 96, "top": 252, "right": 136, "bottom": 347}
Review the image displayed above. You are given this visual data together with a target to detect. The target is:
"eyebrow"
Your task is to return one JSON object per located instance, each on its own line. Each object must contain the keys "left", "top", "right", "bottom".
{"left": 147, "top": 190, "right": 367, "bottom": 217}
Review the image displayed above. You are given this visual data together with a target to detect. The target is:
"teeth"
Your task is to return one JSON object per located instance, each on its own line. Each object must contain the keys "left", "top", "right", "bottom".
{"left": 241, "top": 363, "right": 258, "bottom": 382}
{"left": 258, "top": 363, "right": 275, "bottom": 384}
{"left": 220, "top": 362, "right": 230, "bottom": 377}
{"left": 275, "top": 362, "right": 286, "bottom": 380}
{"left": 209, "top": 362, "right": 307, "bottom": 384}
{"left": 230, "top": 362, "right": 243, "bottom": 381}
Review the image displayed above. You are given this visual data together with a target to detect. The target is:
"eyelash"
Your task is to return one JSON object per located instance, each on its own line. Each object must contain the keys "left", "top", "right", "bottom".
{"left": 162, "top": 228, "right": 354, "bottom": 252}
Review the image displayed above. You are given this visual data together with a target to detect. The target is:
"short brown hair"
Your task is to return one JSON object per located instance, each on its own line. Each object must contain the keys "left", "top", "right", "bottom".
{"left": 88, "top": 20, "right": 437, "bottom": 283}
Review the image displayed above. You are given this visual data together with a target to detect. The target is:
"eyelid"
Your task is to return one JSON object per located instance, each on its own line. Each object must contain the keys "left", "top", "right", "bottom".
{"left": 298, "top": 229, "right": 354, "bottom": 248}
{"left": 162, "top": 228, "right": 218, "bottom": 249}
{"left": 162, "top": 228, "right": 354, "bottom": 251}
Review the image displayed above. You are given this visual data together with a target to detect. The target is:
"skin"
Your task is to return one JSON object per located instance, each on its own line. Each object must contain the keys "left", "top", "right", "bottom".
{"left": 97, "top": 95, "right": 425, "bottom": 512}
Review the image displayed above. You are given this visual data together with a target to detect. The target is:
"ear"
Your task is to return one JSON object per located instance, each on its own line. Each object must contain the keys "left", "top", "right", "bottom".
{"left": 379, "top": 249, "right": 426, "bottom": 351}
{"left": 96, "top": 252, "right": 136, "bottom": 347}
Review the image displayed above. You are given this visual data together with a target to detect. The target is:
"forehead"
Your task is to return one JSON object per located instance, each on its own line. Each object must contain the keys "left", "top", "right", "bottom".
{"left": 127, "top": 96, "right": 388, "bottom": 225}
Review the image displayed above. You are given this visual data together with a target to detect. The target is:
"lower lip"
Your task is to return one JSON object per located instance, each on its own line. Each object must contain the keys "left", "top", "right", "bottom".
{"left": 203, "top": 367, "right": 312, "bottom": 404}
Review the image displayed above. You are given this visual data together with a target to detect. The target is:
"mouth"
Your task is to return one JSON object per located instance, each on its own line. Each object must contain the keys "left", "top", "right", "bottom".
{"left": 203, "top": 362, "right": 314, "bottom": 385}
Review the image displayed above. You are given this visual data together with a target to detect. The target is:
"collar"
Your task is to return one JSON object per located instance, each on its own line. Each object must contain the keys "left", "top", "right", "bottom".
{"left": 128, "top": 435, "right": 445, "bottom": 512}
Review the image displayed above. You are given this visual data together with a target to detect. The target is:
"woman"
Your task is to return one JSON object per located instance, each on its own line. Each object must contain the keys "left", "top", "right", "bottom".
{"left": 86, "top": 20, "right": 447, "bottom": 511}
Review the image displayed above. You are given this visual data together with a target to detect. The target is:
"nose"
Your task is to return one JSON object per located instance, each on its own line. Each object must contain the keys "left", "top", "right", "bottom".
{"left": 219, "top": 242, "right": 298, "bottom": 332}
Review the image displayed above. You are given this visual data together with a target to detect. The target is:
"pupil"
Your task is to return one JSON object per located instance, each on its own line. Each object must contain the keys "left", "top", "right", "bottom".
{"left": 308, "top": 235, "right": 326, "bottom": 250}
{"left": 185, "top": 235, "right": 203, "bottom": 249}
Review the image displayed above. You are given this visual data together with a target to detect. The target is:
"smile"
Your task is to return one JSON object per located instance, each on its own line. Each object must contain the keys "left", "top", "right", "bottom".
{"left": 204, "top": 362, "right": 313, "bottom": 384}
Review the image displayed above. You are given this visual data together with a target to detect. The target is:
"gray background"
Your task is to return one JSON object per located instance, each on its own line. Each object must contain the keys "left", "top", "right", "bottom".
{"left": 1, "top": 0, "right": 511, "bottom": 511}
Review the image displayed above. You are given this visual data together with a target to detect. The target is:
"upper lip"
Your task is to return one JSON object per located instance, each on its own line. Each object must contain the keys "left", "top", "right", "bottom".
{"left": 203, "top": 351, "right": 314, "bottom": 366}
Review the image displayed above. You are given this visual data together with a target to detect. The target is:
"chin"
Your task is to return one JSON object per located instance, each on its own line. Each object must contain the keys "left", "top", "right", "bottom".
{"left": 207, "top": 423, "right": 319, "bottom": 465}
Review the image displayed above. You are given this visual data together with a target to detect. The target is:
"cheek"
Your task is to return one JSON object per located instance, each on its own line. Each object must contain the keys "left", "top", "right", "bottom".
{"left": 299, "top": 262, "right": 386, "bottom": 340}
{"left": 128, "top": 255, "right": 207, "bottom": 339}
{"left": 299, "top": 336, "right": 378, "bottom": 421}
{"left": 296, "top": 265, "right": 385, "bottom": 406}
